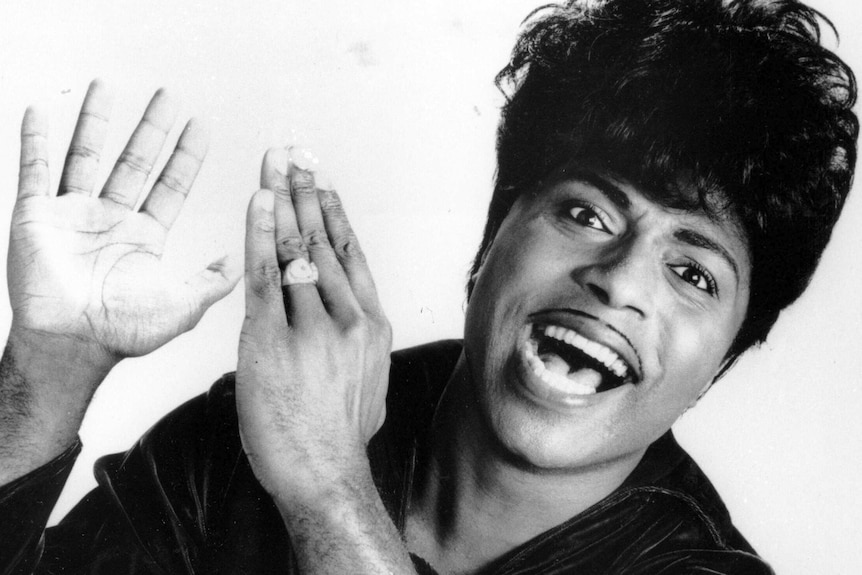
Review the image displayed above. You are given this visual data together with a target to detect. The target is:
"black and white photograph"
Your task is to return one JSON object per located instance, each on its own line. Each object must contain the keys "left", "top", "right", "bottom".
{"left": 0, "top": 1, "right": 860, "bottom": 573}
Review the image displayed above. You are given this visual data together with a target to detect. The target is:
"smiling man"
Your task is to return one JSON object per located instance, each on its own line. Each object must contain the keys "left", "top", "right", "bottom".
{"left": 0, "top": 0, "right": 856, "bottom": 574}
{"left": 462, "top": 165, "right": 751, "bottom": 470}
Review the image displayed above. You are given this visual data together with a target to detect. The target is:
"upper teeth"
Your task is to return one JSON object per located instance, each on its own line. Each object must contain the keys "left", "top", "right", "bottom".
{"left": 541, "top": 325, "right": 630, "bottom": 379}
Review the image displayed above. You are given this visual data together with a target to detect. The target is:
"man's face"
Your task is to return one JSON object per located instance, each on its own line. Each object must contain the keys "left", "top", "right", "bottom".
{"left": 463, "top": 164, "right": 751, "bottom": 471}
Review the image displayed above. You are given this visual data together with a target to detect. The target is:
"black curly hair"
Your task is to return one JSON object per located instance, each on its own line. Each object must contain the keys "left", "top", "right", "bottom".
{"left": 468, "top": 0, "right": 858, "bottom": 367}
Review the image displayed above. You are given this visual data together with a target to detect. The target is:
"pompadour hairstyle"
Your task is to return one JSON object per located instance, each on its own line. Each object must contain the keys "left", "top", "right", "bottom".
{"left": 469, "top": 0, "right": 858, "bottom": 365}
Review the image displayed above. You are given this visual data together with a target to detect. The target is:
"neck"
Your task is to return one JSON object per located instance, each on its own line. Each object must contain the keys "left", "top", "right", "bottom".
{"left": 405, "top": 352, "right": 643, "bottom": 573}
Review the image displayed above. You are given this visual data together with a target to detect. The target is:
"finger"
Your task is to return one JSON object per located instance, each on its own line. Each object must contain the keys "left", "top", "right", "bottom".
{"left": 177, "top": 254, "right": 242, "bottom": 333}
{"left": 58, "top": 79, "right": 113, "bottom": 197}
{"left": 18, "top": 107, "right": 50, "bottom": 200}
{"left": 100, "top": 88, "right": 178, "bottom": 208}
{"left": 139, "top": 118, "right": 209, "bottom": 231}
{"left": 260, "top": 146, "right": 289, "bottom": 192}
{"left": 287, "top": 149, "right": 358, "bottom": 318}
{"left": 319, "top": 188, "right": 383, "bottom": 316}
{"left": 245, "top": 189, "right": 291, "bottom": 326}
{"left": 260, "top": 147, "right": 307, "bottom": 267}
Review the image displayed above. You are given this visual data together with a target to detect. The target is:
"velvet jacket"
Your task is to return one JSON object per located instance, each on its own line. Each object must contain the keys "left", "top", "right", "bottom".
{"left": 0, "top": 341, "right": 773, "bottom": 574}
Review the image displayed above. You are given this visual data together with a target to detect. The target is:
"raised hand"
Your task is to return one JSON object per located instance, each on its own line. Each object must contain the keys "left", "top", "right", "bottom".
{"left": 0, "top": 81, "right": 239, "bottom": 483}
{"left": 9, "top": 80, "right": 239, "bottom": 373}
{"left": 236, "top": 148, "right": 392, "bottom": 501}
{"left": 235, "top": 150, "right": 413, "bottom": 574}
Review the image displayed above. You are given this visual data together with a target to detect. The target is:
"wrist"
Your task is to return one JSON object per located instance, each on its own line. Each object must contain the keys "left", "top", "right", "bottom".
{"left": 0, "top": 328, "right": 115, "bottom": 483}
{"left": 267, "top": 446, "right": 373, "bottom": 512}
{"left": 269, "top": 451, "right": 416, "bottom": 574}
{"left": 7, "top": 324, "right": 117, "bottom": 394}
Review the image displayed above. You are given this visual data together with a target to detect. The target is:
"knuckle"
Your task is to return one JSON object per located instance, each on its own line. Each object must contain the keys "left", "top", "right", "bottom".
{"left": 271, "top": 183, "right": 291, "bottom": 198}
{"left": 156, "top": 173, "right": 191, "bottom": 198}
{"left": 250, "top": 261, "right": 282, "bottom": 298}
{"left": 67, "top": 143, "right": 100, "bottom": 162}
{"left": 380, "top": 316, "right": 393, "bottom": 337}
{"left": 277, "top": 235, "right": 308, "bottom": 256}
{"left": 302, "top": 228, "right": 330, "bottom": 249}
{"left": 80, "top": 109, "right": 110, "bottom": 123}
{"left": 118, "top": 150, "right": 154, "bottom": 176}
{"left": 253, "top": 218, "right": 276, "bottom": 234}
{"left": 272, "top": 326, "right": 293, "bottom": 348}
{"left": 140, "top": 116, "right": 171, "bottom": 136}
{"left": 21, "top": 131, "right": 47, "bottom": 143}
{"left": 176, "top": 144, "right": 206, "bottom": 165}
{"left": 319, "top": 191, "right": 345, "bottom": 214}
{"left": 341, "top": 316, "right": 370, "bottom": 339}
{"left": 333, "top": 235, "right": 366, "bottom": 263}
{"left": 101, "top": 190, "right": 134, "bottom": 207}
{"left": 290, "top": 171, "right": 317, "bottom": 196}
{"left": 63, "top": 183, "right": 91, "bottom": 195}
{"left": 374, "top": 316, "right": 393, "bottom": 343}
{"left": 21, "top": 157, "right": 49, "bottom": 169}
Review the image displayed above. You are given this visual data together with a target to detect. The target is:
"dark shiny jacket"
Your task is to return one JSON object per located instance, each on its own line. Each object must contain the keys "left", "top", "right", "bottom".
{"left": 0, "top": 341, "right": 773, "bottom": 574}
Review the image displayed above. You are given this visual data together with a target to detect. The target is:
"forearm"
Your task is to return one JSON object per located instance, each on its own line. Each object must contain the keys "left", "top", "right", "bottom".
{"left": 0, "top": 327, "right": 112, "bottom": 484}
{"left": 274, "top": 455, "right": 417, "bottom": 575}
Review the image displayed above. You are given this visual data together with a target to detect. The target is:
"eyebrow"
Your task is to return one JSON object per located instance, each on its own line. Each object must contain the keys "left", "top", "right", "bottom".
{"left": 566, "top": 169, "right": 632, "bottom": 211}
{"left": 674, "top": 229, "right": 740, "bottom": 282}
{"left": 565, "top": 168, "right": 741, "bottom": 283}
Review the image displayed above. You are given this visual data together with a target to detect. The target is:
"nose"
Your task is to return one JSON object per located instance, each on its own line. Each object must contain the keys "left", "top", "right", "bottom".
{"left": 576, "top": 238, "right": 654, "bottom": 318}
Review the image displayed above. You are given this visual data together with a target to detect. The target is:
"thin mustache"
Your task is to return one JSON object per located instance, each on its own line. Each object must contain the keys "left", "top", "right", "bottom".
{"left": 536, "top": 308, "right": 643, "bottom": 376}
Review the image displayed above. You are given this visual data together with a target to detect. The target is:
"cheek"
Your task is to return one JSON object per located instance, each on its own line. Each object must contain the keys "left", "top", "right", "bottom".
{"left": 661, "top": 314, "right": 736, "bottom": 400}
{"left": 474, "top": 233, "right": 551, "bottom": 318}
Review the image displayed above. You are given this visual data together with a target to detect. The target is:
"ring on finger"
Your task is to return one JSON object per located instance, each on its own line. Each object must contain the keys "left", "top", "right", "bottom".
{"left": 283, "top": 257, "right": 319, "bottom": 286}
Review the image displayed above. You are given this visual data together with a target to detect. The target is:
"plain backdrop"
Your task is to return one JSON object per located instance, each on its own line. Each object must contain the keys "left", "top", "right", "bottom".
{"left": 0, "top": 1, "right": 860, "bottom": 573}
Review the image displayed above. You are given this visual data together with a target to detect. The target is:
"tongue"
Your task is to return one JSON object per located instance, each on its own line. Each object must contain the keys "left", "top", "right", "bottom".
{"left": 568, "top": 368, "right": 603, "bottom": 390}
{"left": 539, "top": 351, "right": 603, "bottom": 388}
{"left": 539, "top": 351, "right": 572, "bottom": 376}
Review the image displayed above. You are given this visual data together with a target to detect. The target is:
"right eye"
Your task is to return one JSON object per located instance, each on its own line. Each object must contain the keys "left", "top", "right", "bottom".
{"left": 569, "top": 204, "right": 611, "bottom": 233}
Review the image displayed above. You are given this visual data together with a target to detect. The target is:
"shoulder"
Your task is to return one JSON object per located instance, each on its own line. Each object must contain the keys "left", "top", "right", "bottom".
{"left": 609, "top": 433, "right": 774, "bottom": 574}
{"left": 95, "top": 374, "right": 242, "bottom": 500}
{"left": 498, "top": 433, "right": 774, "bottom": 575}
{"left": 387, "top": 339, "right": 462, "bottom": 420}
{"left": 86, "top": 374, "right": 293, "bottom": 571}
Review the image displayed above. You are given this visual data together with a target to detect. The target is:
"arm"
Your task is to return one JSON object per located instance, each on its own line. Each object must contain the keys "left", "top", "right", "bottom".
{"left": 0, "top": 80, "right": 239, "bottom": 486}
{"left": 236, "top": 149, "right": 417, "bottom": 574}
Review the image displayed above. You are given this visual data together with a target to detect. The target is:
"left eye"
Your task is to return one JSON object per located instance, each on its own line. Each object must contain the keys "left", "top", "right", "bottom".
{"left": 669, "top": 264, "right": 716, "bottom": 294}
{"left": 569, "top": 206, "right": 610, "bottom": 232}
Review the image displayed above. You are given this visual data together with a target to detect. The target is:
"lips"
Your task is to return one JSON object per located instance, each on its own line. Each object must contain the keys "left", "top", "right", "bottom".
{"left": 514, "top": 310, "right": 642, "bottom": 406}
{"left": 530, "top": 310, "right": 641, "bottom": 378}
{"left": 534, "top": 325, "right": 632, "bottom": 382}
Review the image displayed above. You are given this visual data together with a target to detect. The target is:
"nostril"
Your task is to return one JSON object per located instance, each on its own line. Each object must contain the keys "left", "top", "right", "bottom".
{"left": 587, "top": 283, "right": 610, "bottom": 305}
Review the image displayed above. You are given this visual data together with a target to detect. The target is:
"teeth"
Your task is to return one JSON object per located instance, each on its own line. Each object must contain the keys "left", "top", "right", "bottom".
{"left": 541, "top": 325, "right": 630, "bottom": 379}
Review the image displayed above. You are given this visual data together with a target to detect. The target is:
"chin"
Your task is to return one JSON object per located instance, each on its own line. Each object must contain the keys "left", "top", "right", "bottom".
{"left": 477, "top": 370, "right": 617, "bottom": 472}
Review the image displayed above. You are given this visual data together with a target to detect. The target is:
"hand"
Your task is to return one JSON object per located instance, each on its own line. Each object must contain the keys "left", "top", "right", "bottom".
{"left": 9, "top": 80, "right": 239, "bottom": 382}
{"left": 236, "top": 148, "right": 391, "bottom": 503}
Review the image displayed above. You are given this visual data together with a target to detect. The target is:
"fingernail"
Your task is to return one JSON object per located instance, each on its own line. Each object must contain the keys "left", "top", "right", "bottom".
{"left": 288, "top": 146, "right": 319, "bottom": 172}
{"left": 314, "top": 169, "right": 336, "bottom": 192}
{"left": 271, "top": 147, "right": 290, "bottom": 176}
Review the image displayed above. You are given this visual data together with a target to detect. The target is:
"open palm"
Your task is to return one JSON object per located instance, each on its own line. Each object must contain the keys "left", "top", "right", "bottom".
{"left": 9, "top": 81, "right": 238, "bottom": 365}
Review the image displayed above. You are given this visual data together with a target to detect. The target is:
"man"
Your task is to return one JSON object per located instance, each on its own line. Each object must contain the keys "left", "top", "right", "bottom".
{"left": 0, "top": 1, "right": 856, "bottom": 573}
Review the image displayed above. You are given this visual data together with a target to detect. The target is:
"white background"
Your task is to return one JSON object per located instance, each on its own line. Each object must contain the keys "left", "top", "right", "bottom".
{"left": 0, "top": 1, "right": 860, "bottom": 573}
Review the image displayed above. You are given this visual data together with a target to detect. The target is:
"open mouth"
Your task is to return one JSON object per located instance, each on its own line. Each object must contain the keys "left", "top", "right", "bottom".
{"left": 522, "top": 324, "right": 638, "bottom": 397}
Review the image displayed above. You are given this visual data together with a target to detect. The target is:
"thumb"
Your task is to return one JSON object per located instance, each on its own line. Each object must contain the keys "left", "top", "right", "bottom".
{"left": 177, "top": 254, "right": 242, "bottom": 332}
